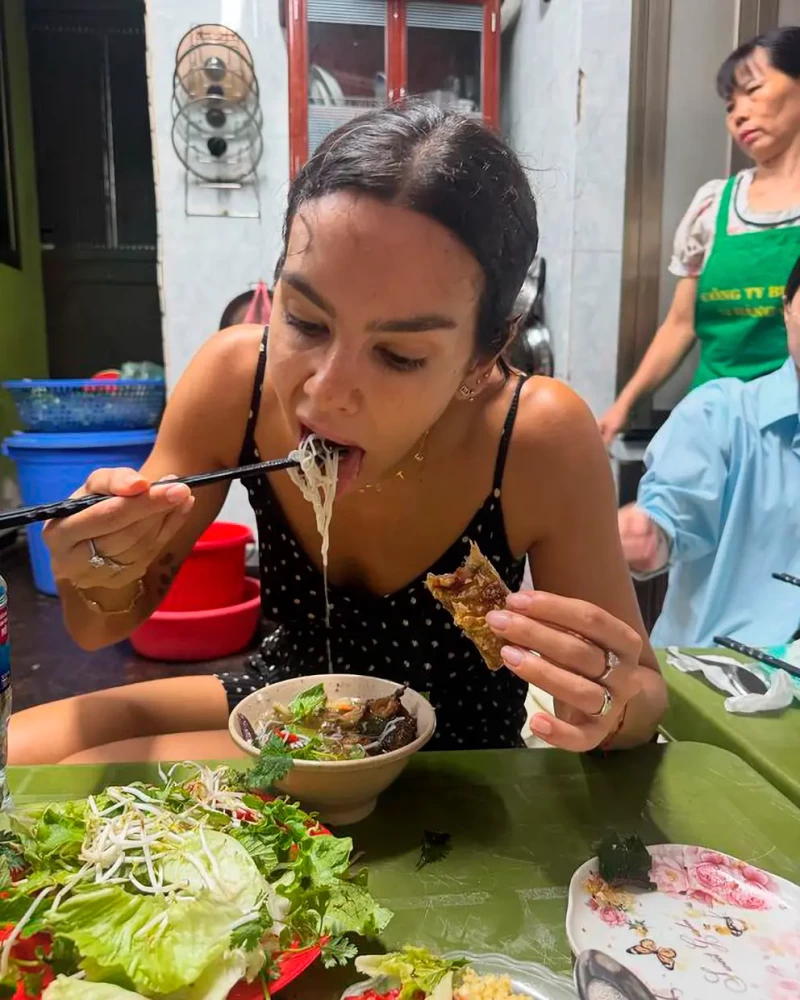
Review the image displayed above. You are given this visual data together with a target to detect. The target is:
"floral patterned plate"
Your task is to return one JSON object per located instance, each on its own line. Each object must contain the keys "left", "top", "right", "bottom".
{"left": 566, "top": 844, "right": 800, "bottom": 1000}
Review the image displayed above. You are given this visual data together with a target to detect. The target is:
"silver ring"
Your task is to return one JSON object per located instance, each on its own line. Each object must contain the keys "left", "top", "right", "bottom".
{"left": 87, "top": 539, "right": 126, "bottom": 573}
{"left": 598, "top": 649, "right": 621, "bottom": 683}
{"left": 591, "top": 686, "right": 614, "bottom": 718}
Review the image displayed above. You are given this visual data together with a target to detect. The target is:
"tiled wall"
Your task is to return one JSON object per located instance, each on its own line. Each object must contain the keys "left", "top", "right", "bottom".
{"left": 502, "top": 0, "right": 632, "bottom": 416}
{"left": 145, "top": 0, "right": 290, "bottom": 531}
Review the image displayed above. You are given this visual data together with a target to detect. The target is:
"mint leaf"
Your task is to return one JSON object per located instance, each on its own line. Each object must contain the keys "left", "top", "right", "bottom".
{"left": 288, "top": 683, "right": 326, "bottom": 722}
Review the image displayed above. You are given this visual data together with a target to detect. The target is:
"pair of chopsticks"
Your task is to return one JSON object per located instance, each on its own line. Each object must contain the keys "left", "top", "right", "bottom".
{"left": 0, "top": 457, "right": 299, "bottom": 531}
{"left": 713, "top": 635, "right": 800, "bottom": 681}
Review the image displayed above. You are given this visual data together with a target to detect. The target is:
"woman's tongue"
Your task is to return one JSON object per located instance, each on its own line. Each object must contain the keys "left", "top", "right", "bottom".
{"left": 335, "top": 447, "right": 364, "bottom": 495}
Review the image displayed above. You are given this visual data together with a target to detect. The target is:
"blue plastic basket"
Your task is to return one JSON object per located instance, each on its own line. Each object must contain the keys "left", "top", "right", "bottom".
{"left": 2, "top": 378, "right": 166, "bottom": 432}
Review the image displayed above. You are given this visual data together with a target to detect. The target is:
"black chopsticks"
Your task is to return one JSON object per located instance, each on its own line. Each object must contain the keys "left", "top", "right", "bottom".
{"left": 773, "top": 571, "right": 800, "bottom": 589}
{"left": 0, "top": 456, "right": 299, "bottom": 531}
{"left": 712, "top": 634, "right": 800, "bottom": 681}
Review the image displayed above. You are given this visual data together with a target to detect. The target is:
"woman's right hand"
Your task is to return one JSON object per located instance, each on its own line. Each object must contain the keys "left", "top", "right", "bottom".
{"left": 43, "top": 468, "right": 195, "bottom": 593}
{"left": 597, "top": 398, "right": 631, "bottom": 447}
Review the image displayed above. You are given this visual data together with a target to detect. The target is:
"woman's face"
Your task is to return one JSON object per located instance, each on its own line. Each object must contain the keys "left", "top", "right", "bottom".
{"left": 726, "top": 48, "right": 800, "bottom": 162}
{"left": 268, "top": 192, "right": 485, "bottom": 492}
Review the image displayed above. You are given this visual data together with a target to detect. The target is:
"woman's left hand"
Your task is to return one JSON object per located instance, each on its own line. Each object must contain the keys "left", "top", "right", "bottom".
{"left": 486, "top": 590, "right": 643, "bottom": 752}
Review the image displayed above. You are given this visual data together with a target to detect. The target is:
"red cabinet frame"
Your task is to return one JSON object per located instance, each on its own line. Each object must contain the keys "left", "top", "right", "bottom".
{"left": 287, "top": 0, "right": 501, "bottom": 178}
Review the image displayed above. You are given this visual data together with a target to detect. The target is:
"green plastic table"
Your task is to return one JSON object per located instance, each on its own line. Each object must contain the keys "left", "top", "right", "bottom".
{"left": 9, "top": 742, "right": 800, "bottom": 999}
{"left": 660, "top": 650, "right": 800, "bottom": 808}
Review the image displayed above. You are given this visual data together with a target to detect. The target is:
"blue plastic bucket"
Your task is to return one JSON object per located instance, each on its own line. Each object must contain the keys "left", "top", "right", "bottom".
{"left": 3, "top": 430, "right": 156, "bottom": 595}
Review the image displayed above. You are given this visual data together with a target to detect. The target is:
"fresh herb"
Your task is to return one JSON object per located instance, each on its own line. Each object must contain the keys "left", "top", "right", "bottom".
{"left": 288, "top": 682, "right": 327, "bottom": 722}
{"left": 597, "top": 833, "right": 656, "bottom": 890}
{"left": 230, "top": 912, "right": 271, "bottom": 951}
{"left": 416, "top": 830, "right": 452, "bottom": 871}
{"left": 321, "top": 935, "right": 359, "bottom": 968}
{"left": 247, "top": 736, "right": 297, "bottom": 789}
{"left": 356, "top": 948, "right": 468, "bottom": 1000}
{"left": 0, "top": 831, "right": 25, "bottom": 876}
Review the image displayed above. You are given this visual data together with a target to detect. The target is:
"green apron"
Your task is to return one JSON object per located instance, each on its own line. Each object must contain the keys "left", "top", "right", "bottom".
{"left": 692, "top": 175, "right": 799, "bottom": 389}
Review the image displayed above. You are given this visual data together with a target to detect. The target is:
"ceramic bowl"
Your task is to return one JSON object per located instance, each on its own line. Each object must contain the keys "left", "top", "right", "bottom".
{"left": 228, "top": 674, "right": 437, "bottom": 825}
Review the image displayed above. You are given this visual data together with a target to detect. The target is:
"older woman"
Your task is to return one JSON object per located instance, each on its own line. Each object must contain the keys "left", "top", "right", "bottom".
{"left": 599, "top": 26, "right": 800, "bottom": 444}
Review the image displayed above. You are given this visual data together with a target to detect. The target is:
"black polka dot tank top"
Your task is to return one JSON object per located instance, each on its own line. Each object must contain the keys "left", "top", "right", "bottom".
{"left": 241, "top": 328, "right": 530, "bottom": 751}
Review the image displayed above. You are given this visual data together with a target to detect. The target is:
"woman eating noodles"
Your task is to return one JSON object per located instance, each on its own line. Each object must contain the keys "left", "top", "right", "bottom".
{"left": 10, "top": 101, "right": 666, "bottom": 765}
{"left": 599, "top": 26, "right": 800, "bottom": 445}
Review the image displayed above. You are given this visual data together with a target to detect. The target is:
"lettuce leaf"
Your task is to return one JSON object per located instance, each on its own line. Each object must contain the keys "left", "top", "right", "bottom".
{"left": 322, "top": 882, "right": 392, "bottom": 939}
{"left": 355, "top": 948, "right": 467, "bottom": 1000}
{"left": 43, "top": 980, "right": 146, "bottom": 999}
{"left": 43, "top": 981, "right": 146, "bottom": 999}
{"left": 48, "top": 886, "right": 245, "bottom": 996}
{"left": 160, "top": 829, "right": 265, "bottom": 911}
{"left": 43, "top": 952, "right": 248, "bottom": 999}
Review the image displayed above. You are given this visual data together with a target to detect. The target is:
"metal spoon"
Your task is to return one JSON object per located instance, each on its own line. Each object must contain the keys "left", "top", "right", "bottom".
{"left": 683, "top": 652, "right": 768, "bottom": 696}
{"left": 575, "top": 950, "right": 656, "bottom": 1000}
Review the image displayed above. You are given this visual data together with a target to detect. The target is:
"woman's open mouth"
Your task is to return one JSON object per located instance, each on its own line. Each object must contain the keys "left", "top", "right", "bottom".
{"left": 299, "top": 424, "right": 365, "bottom": 495}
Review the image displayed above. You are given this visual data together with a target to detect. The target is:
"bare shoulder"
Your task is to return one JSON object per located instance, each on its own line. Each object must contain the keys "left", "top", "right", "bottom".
{"left": 513, "top": 376, "right": 602, "bottom": 462}
{"left": 184, "top": 323, "right": 265, "bottom": 387}
{"left": 151, "top": 324, "right": 266, "bottom": 470}
{"left": 503, "top": 377, "right": 614, "bottom": 547}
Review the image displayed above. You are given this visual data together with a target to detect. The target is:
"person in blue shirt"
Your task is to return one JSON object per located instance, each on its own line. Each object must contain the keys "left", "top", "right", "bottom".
{"left": 618, "top": 253, "right": 800, "bottom": 648}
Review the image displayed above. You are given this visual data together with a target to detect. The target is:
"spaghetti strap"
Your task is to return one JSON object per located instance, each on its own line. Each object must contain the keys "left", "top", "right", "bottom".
{"left": 239, "top": 326, "right": 268, "bottom": 463}
{"left": 493, "top": 375, "right": 529, "bottom": 492}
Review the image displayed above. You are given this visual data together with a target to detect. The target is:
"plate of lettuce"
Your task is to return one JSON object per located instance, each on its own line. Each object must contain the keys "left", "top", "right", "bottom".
{"left": 0, "top": 762, "right": 391, "bottom": 999}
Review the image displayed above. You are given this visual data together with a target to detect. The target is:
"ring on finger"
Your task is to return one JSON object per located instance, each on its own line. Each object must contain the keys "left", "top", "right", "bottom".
{"left": 597, "top": 649, "right": 621, "bottom": 684}
{"left": 590, "top": 686, "right": 614, "bottom": 718}
{"left": 87, "top": 538, "right": 127, "bottom": 574}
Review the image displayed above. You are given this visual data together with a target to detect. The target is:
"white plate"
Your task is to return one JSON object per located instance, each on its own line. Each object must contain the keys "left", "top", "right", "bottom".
{"left": 566, "top": 844, "right": 800, "bottom": 1000}
{"left": 341, "top": 951, "right": 577, "bottom": 999}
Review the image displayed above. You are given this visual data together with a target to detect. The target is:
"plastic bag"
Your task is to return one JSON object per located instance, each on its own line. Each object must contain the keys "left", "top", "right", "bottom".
{"left": 243, "top": 281, "right": 272, "bottom": 325}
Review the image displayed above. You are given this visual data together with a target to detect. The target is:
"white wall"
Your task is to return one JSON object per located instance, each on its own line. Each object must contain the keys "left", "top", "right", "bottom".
{"left": 502, "top": 0, "right": 632, "bottom": 416}
{"left": 779, "top": 0, "right": 800, "bottom": 23}
{"left": 652, "top": 0, "right": 738, "bottom": 411}
{"left": 145, "top": 0, "right": 289, "bottom": 530}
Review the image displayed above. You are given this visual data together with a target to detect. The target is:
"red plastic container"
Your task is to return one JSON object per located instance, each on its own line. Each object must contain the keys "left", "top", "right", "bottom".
{"left": 131, "top": 577, "right": 261, "bottom": 661}
{"left": 159, "top": 521, "right": 253, "bottom": 612}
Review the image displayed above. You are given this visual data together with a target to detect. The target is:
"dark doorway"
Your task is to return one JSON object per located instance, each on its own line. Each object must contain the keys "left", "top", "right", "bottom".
{"left": 25, "top": 0, "right": 162, "bottom": 378}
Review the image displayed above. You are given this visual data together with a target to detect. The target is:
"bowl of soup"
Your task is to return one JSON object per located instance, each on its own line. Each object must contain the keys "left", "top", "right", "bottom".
{"left": 229, "top": 674, "right": 437, "bottom": 825}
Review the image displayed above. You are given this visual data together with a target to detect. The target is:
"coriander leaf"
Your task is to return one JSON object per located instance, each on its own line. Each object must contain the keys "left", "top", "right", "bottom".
{"left": 321, "top": 935, "right": 358, "bottom": 969}
{"left": 248, "top": 738, "right": 295, "bottom": 790}
{"left": 416, "top": 830, "right": 452, "bottom": 871}
{"left": 287, "top": 683, "right": 327, "bottom": 722}
{"left": 0, "top": 831, "right": 25, "bottom": 877}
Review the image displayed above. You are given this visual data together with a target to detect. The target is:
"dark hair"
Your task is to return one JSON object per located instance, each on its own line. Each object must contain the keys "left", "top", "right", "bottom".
{"left": 219, "top": 290, "right": 255, "bottom": 329}
{"left": 275, "top": 99, "right": 539, "bottom": 366}
{"left": 786, "top": 254, "right": 800, "bottom": 304}
{"left": 717, "top": 26, "right": 800, "bottom": 100}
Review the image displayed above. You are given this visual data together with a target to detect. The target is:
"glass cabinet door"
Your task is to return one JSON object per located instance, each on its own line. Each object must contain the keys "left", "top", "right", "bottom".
{"left": 405, "top": 1, "right": 485, "bottom": 118}
{"left": 306, "top": 0, "right": 388, "bottom": 154}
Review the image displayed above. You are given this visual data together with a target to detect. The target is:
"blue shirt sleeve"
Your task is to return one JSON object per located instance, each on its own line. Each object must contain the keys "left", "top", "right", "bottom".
{"left": 638, "top": 380, "right": 734, "bottom": 565}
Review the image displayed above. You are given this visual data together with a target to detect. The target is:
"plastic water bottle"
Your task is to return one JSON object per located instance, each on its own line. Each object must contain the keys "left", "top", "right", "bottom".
{"left": 0, "top": 574, "right": 12, "bottom": 810}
